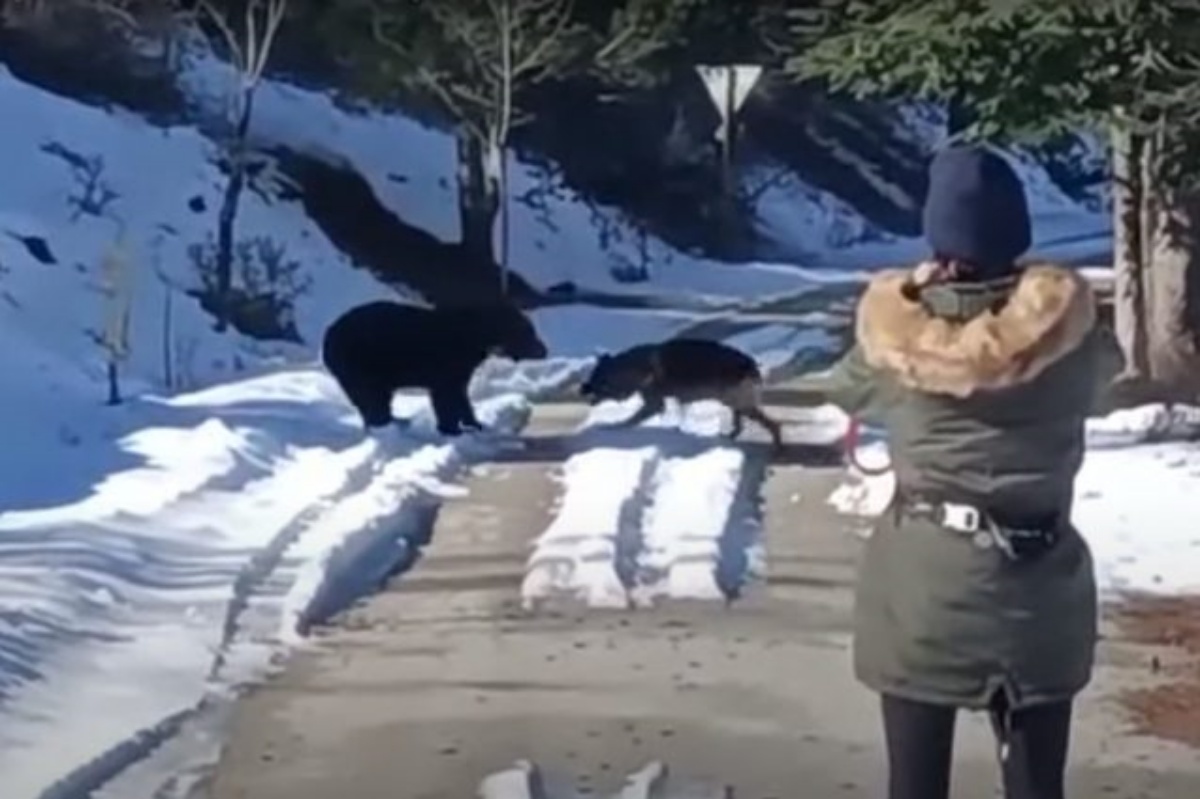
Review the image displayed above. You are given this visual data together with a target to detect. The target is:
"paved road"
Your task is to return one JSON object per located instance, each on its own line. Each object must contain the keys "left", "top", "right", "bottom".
{"left": 204, "top": 404, "right": 1200, "bottom": 798}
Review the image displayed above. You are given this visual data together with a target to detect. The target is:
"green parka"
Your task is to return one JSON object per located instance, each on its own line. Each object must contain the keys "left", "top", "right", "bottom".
{"left": 801, "top": 263, "right": 1123, "bottom": 710}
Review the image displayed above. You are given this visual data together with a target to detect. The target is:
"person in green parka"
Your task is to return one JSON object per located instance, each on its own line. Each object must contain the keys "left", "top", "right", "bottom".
{"left": 794, "top": 145, "right": 1123, "bottom": 799}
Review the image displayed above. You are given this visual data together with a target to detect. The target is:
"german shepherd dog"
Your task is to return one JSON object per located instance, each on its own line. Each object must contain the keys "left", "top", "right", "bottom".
{"left": 580, "top": 338, "right": 784, "bottom": 448}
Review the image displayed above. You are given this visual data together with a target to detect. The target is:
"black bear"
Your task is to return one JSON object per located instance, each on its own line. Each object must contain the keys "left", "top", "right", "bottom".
{"left": 322, "top": 301, "right": 548, "bottom": 435}
{"left": 580, "top": 337, "right": 784, "bottom": 448}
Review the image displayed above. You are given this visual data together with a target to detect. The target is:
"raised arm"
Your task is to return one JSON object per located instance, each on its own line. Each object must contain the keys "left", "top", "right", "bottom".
{"left": 785, "top": 345, "right": 894, "bottom": 424}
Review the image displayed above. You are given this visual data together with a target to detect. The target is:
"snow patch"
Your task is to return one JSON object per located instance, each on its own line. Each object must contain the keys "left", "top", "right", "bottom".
{"left": 633, "top": 446, "right": 757, "bottom": 605}
{"left": 522, "top": 394, "right": 769, "bottom": 610}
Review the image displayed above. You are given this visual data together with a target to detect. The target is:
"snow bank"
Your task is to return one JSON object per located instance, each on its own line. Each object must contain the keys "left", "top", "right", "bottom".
{"left": 280, "top": 397, "right": 531, "bottom": 641}
{"left": 825, "top": 403, "right": 1200, "bottom": 596}
{"left": 0, "top": 364, "right": 562, "bottom": 799}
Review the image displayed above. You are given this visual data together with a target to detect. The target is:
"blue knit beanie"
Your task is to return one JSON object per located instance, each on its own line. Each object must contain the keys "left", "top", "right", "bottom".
{"left": 922, "top": 145, "right": 1032, "bottom": 280}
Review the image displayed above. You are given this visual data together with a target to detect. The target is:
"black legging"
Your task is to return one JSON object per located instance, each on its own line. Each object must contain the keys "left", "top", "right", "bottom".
{"left": 881, "top": 693, "right": 1073, "bottom": 799}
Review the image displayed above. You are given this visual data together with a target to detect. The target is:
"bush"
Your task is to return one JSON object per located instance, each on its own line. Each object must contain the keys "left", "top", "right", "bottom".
{"left": 187, "top": 234, "right": 312, "bottom": 343}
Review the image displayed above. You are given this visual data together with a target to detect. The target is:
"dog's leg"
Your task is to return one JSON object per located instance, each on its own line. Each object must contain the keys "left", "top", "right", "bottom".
{"left": 724, "top": 378, "right": 780, "bottom": 447}
{"left": 616, "top": 391, "right": 666, "bottom": 428}
{"left": 727, "top": 410, "right": 744, "bottom": 439}
{"left": 744, "top": 405, "right": 784, "bottom": 450}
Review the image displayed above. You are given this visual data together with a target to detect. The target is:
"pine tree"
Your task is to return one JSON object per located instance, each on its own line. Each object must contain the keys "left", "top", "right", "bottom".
{"left": 787, "top": 0, "right": 1200, "bottom": 400}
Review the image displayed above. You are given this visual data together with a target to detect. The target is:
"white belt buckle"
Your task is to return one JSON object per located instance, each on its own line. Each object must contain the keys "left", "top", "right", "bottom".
{"left": 941, "top": 502, "right": 981, "bottom": 533}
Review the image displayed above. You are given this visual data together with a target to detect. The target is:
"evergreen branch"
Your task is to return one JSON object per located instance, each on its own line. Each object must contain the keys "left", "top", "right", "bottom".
{"left": 366, "top": 0, "right": 486, "bottom": 140}
{"left": 593, "top": 1, "right": 670, "bottom": 68}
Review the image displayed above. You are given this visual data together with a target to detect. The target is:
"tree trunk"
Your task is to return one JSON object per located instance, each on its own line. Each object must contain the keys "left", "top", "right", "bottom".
{"left": 456, "top": 129, "right": 500, "bottom": 274}
{"left": 106, "top": 360, "right": 121, "bottom": 406}
{"left": 946, "top": 100, "right": 973, "bottom": 138}
{"left": 497, "top": 144, "right": 510, "bottom": 296}
{"left": 1140, "top": 133, "right": 1200, "bottom": 400}
{"left": 1110, "top": 124, "right": 1150, "bottom": 377}
{"left": 162, "top": 279, "right": 174, "bottom": 390}
{"left": 214, "top": 89, "right": 256, "bottom": 333}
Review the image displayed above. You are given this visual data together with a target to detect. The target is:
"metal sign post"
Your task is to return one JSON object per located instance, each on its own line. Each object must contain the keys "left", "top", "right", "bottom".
{"left": 694, "top": 64, "right": 763, "bottom": 252}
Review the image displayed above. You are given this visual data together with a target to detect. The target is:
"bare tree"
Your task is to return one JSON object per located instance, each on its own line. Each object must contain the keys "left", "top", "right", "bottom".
{"left": 352, "top": 0, "right": 586, "bottom": 295}
{"left": 92, "top": 233, "right": 135, "bottom": 405}
{"left": 493, "top": 0, "right": 516, "bottom": 294}
{"left": 195, "top": 0, "right": 287, "bottom": 331}
{"left": 301, "top": 0, "right": 696, "bottom": 296}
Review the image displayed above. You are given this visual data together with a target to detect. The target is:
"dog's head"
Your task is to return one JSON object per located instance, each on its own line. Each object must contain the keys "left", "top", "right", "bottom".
{"left": 480, "top": 304, "right": 548, "bottom": 361}
{"left": 580, "top": 351, "right": 649, "bottom": 405}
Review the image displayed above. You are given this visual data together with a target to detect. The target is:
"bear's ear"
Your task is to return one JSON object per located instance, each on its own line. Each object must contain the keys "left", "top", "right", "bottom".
{"left": 593, "top": 347, "right": 610, "bottom": 359}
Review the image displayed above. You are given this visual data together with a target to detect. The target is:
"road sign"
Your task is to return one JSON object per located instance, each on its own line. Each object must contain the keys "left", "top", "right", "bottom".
{"left": 694, "top": 64, "right": 763, "bottom": 124}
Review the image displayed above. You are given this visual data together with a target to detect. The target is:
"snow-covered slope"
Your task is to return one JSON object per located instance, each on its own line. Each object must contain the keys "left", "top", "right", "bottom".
{"left": 175, "top": 46, "right": 851, "bottom": 302}
{"left": 0, "top": 51, "right": 848, "bottom": 430}
{"left": 0, "top": 38, "right": 1114, "bottom": 429}
{"left": 0, "top": 63, "right": 388, "bottom": 391}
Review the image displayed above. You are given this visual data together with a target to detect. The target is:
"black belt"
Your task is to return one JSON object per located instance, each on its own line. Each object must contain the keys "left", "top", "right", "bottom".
{"left": 894, "top": 495, "right": 1062, "bottom": 561}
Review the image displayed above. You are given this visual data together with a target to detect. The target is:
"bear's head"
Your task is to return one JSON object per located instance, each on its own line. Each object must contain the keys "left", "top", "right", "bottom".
{"left": 480, "top": 303, "right": 549, "bottom": 361}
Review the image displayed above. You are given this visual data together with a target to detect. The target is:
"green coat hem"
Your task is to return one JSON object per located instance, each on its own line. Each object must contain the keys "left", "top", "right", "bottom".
{"left": 853, "top": 666, "right": 1095, "bottom": 711}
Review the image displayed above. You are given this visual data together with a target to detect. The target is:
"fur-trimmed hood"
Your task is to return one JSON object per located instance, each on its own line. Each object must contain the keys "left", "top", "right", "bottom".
{"left": 855, "top": 263, "right": 1097, "bottom": 397}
